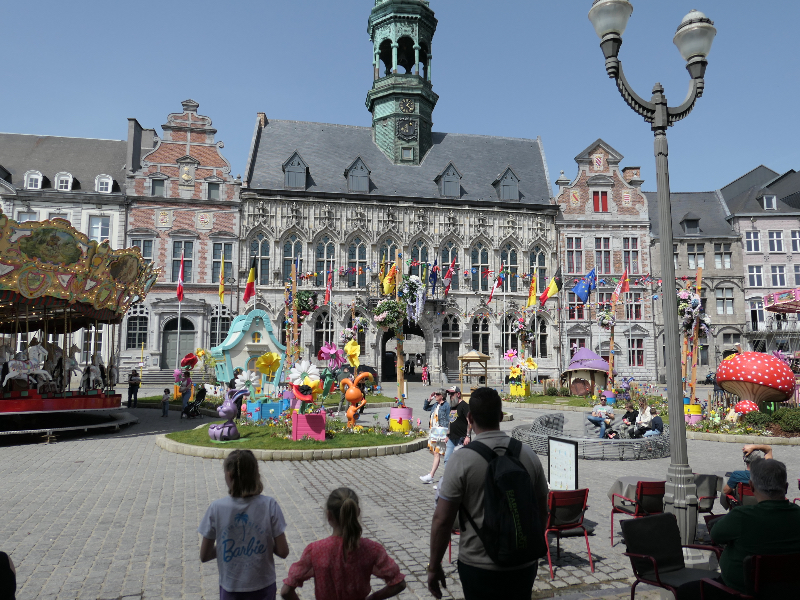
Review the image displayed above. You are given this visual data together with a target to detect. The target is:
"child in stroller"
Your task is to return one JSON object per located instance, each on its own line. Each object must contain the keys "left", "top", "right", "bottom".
{"left": 182, "top": 385, "right": 206, "bottom": 419}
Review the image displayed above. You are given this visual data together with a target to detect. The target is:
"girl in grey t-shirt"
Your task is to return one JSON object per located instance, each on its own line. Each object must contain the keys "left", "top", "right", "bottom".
{"left": 199, "top": 450, "right": 290, "bottom": 599}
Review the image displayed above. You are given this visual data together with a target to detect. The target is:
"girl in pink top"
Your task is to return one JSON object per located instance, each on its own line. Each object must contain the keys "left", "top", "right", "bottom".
{"left": 280, "top": 488, "right": 406, "bottom": 600}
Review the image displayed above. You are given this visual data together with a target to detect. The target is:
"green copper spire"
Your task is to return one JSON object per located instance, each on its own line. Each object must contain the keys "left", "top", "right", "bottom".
{"left": 366, "top": 0, "right": 439, "bottom": 165}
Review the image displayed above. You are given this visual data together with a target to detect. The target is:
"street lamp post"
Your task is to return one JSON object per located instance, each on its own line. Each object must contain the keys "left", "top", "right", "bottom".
{"left": 588, "top": 0, "right": 716, "bottom": 545}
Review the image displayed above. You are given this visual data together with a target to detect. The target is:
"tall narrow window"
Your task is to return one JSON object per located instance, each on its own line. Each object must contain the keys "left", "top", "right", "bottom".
{"left": 126, "top": 305, "right": 149, "bottom": 350}
{"left": 593, "top": 191, "right": 608, "bottom": 212}
{"left": 210, "top": 305, "right": 231, "bottom": 347}
{"left": 568, "top": 293, "right": 584, "bottom": 320}
{"left": 595, "top": 237, "right": 611, "bottom": 274}
{"left": 471, "top": 243, "right": 490, "bottom": 292}
{"left": 81, "top": 326, "right": 103, "bottom": 365}
{"left": 348, "top": 314, "right": 367, "bottom": 353}
{"left": 442, "top": 314, "right": 460, "bottom": 339}
{"left": 792, "top": 231, "right": 800, "bottom": 253}
{"left": 348, "top": 237, "right": 367, "bottom": 288}
{"left": 315, "top": 236, "right": 335, "bottom": 287}
{"left": 88, "top": 216, "right": 110, "bottom": 242}
{"left": 673, "top": 244, "right": 679, "bottom": 269}
{"left": 500, "top": 244, "right": 518, "bottom": 292}
{"left": 597, "top": 291, "right": 613, "bottom": 312}
{"left": 283, "top": 234, "right": 303, "bottom": 283}
{"left": 623, "top": 237, "right": 640, "bottom": 273}
{"left": 131, "top": 239, "right": 153, "bottom": 264}
{"left": 745, "top": 231, "right": 760, "bottom": 252}
{"left": 569, "top": 338, "right": 586, "bottom": 357}
{"left": 628, "top": 338, "right": 644, "bottom": 367}
{"left": 212, "top": 243, "right": 233, "bottom": 284}
{"left": 687, "top": 243, "right": 705, "bottom": 269}
{"left": 716, "top": 288, "right": 734, "bottom": 315}
{"left": 771, "top": 265, "right": 786, "bottom": 287}
{"left": 530, "top": 246, "right": 547, "bottom": 293}
{"left": 714, "top": 243, "right": 732, "bottom": 269}
{"left": 380, "top": 239, "right": 398, "bottom": 264}
{"left": 625, "top": 292, "right": 643, "bottom": 320}
{"left": 441, "top": 241, "right": 459, "bottom": 292}
{"left": 763, "top": 195, "right": 776, "bottom": 210}
{"left": 151, "top": 179, "right": 165, "bottom": 197}
{"left": 410, "top": 239, "right": 429, "bottom": 278}
{"left": 314, "top": 312, "right": 335, "bottom": 355}
{"left": 502, "top": 316, "right": 518, "bottom": 354}
{"left": 530, "top": 317, "right": 548, "bottom": 358}
{"left": 748, "top": 265, "right": 763, "bottom": 287}
{"left": 250, "top": 234, "right": 270, "bottom": 285}
{"left": 207, "top": 183, "right": 221, "bottom": 201}
{"left": 768, "top": 231, "right": 784, "bottom": 252}
{"left": 566, "top": 237, "right": 582, "bottom": 274}
{"left": 471, "top": 316, "right": 489, "bottom": 355}
{"left": 172, "top": 240, "right": 193, "bottom": 282}
{"left": 750, "top": 301, "right": 765, "bottom": 331}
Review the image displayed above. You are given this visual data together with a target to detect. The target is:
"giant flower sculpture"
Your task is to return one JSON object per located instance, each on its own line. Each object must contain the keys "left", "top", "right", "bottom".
{"left": 235, "top": 370, "right": 260, "bottom": 391}
{"left": 503, "top": 349, "right": 518, "bottom": 362}
{"left": 523, "top": 357, "right": 538, "bottom": 371}
{"left": 345, "top": 339, "right": 361, "bottom": 369}
{"left": 288, "top": 360, "right": 321, "bottom": 402}
{"left": 255, "top": 352, "right": 281, "bottom": 375}
{"left": 319, "top": 342, "right": 346, "bottom": 370}
{"left": 509, "top": 366, "right": 523, "bottom": 379}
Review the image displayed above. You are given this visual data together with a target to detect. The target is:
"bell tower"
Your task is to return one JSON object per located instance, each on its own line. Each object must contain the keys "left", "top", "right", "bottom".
{"left": 366, "top": 0, "right": 439, "bottom": 165}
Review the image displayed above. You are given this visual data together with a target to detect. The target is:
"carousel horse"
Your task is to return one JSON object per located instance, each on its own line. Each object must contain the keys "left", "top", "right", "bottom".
{"left": 107, "top": 351, "right": 119, "bottom": 387}
{"left": 340, "top": 372, "right": 373, "bottom": 429}
{"left": 208, "top": 389, "right": 248, "bottom": 441}
{"left": 80, "top": 359, "right": 104, "bottom": 391}
{"left": 3, "top": 351, "right": 54, "bottom": 387}
{"left": 26, "top": 339, "right": 49, "bottom": 368}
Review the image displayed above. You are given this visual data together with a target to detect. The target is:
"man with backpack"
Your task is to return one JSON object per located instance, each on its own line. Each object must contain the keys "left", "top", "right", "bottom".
{"left": 427, "top": 387, "right": 549, "bottom": 600}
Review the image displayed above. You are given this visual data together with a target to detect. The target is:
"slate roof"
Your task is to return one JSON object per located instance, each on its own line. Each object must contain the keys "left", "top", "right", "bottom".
{"left": 645, "top": 191, "right": 735, "bottom": 239}
{"left": 0, "top": 133, "right": 127, "bottom": 193}
{"left": 719, "top": 165, "right": 780, "bottom": 202}
{"left": 246, "top": 119, "right": 552, "bottom": 205}
{"left": 724, "top": 170, "right": 800, "bottom": 216}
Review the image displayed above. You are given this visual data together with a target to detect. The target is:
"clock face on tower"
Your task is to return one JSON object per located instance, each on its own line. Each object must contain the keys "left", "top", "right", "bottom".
{"left": 400, "top": 98, "right": 415, "bottom": 113}
{"left": 396, "top": 119, "right": 417, "bottom": 141}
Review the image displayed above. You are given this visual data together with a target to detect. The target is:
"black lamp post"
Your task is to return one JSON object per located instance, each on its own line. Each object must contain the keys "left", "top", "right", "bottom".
{"left": 588, "top": 0, "right": 717, "bottom": 545}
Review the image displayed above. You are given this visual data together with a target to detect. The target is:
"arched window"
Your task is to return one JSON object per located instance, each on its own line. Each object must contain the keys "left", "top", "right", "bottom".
{"left": 472, "top": 316, "right": 489, "bottom": 354}
{"left": 410, "top": 239, "right": 429, "bottom": 278}
{"left": 529, "top": 316, "right": 548, "bottom": 359}
{"left": 126, "top": 305, "right": 149, "bottom": 350}
{"left": 283, "top": 234, "right": 303, "bottom": 283}
{"left": 502, "top": 316, "right": 518, "bottom": 354}
{"left": 471, "top": 242, "right": 490, "bottom": 292}
{"left": 380, "top": 238, "right": 398, "bottom": 264}
{"left": 501, "top": 244, "right": 518, "bottom": 292}
{"left": 530, "top": 246, "right": 547, "bottom": 294}
{"left": 348, "top": 237, "right": 368, "bottom": 288}
{"left": 442, "top": 314, "right": 460, "bottom": 339}
{"left": 441, "top": 241, "right": 459, "bottom": 292}
{"left": 250, "top": 234, "right": 270, "bottom": 285}
{"left": 347, "top": 313, "right": 367, "bottom": 354}
{"left": 314, "top": 312, "right": 335, "bottom": 355}
{"left": 210, "top": 305, "right": 231, "bottom": 348}
{"left": 279, "top": 311, "right": 302, "bottom": 347}
{"left": 315, "top": 236, "right": 335, "bottom": 287}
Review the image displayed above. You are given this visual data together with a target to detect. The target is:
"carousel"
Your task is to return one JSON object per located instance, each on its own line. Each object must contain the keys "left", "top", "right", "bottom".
{"left": 0, "top": 212, "right": 157, "bottom": 433}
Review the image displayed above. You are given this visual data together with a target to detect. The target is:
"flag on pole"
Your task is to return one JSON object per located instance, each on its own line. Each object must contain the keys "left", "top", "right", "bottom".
{"left": 243, "top": 257, "right": 257, "bottom": 303}
{"left": 218, "top": 257, "right": 225, "bottom": 304}
{"left": 383, "top": 263, "right": 397, "bottom": 295}
{"left": 325, "top": 271, "right": 333, "bottom": 305}
{"left": 611, "top": 268, "right": 630, "bottom": 304}
{"left": 539, "top": 267, "right": 563, "bottom": 305}
{"left": 571, "top": 268, "right": 597, "bottom": 304}
{"left": 488, "top": 261, "right": 504, "bottom": 303}
{"left": 429, "top": 259, "right": 439, "bottom": 297}
{"left": 526, "top": 269, "right": 538, "bottom": 308}
{"left": 176, "top": 251, "right": 185, "bottom": 301}
{"left": 443, "top": 256, "right": 457, "bottom": 298}
{"left": 378, "top": 256, "right": 386, "bottom": 290}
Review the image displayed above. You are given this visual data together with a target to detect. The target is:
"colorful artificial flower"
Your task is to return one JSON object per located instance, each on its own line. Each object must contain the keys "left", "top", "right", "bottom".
{"left": 523, "top": 357, "right": 538, "bottom": 370}
{"left": 287, "top": 360, "right": 321, "bottom": 386}
{"left": 255, "top": 352, "right": 281, "bottom": 375}
{"left": 509, "top": 366, "right": 523, "bottom": 378}
{"left": 503, "top": 349, "right": 518, "bottom": 362}
{"left": 319, "top": 342, "right": 346, "bottom": 369}
{"left": 235, "top": 370, "right": 260, "bottom": 390}
{"left": 344, "top": 339, "right": 361, "bottom": 369}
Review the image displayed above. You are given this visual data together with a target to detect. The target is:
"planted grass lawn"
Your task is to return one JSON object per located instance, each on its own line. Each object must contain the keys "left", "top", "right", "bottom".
{"left": 509, "top": 395, "right": 592, "bottom": 407}
{"left": 166, "top": 422, "right": 423, "bottom": 451}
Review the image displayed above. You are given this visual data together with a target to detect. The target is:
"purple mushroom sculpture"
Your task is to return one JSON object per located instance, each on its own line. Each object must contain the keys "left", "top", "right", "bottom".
{"left": 209, "top": 388, "right": 249, "bottom": 441}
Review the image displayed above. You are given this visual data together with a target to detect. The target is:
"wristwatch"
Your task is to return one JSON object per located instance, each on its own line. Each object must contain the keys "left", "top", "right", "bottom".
{"left": 426, "top": 563, "right": 442, "bottom": 573}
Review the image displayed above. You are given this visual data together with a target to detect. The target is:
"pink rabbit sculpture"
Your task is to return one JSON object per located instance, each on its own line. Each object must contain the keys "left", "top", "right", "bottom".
{"left": 208, "top": 388, "right": 248, "bottom": 441}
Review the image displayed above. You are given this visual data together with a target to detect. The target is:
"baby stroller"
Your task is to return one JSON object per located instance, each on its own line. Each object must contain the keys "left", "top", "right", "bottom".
{"left": 182, "top": 386, "right": 206, "bottom": 419}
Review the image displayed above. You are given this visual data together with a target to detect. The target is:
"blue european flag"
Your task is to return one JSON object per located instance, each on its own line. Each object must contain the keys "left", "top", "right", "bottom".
{"left": 571, "top": 268, "right": 597, "bottom": 304}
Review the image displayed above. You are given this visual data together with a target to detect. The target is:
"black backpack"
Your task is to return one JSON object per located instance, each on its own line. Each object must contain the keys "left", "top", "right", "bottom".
{"left": 460, "top": 439, "right": 547, "bottom": 567}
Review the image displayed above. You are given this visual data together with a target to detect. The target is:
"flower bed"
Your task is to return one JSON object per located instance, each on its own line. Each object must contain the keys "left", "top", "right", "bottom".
{"left": 687, "top": 406, "right": 800, "bottom": 438}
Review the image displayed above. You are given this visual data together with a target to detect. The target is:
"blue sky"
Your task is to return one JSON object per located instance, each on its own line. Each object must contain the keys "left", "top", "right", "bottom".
{"left": 2, "top": 0, "right": 797, "bottom": 194}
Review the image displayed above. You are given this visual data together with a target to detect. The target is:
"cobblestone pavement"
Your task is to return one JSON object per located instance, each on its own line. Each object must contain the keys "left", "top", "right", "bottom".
{"left": 3, "top": 384, "right": 800, "bottom": 599}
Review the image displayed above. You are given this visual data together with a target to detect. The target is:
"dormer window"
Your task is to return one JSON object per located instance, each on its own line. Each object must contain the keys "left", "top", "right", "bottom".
{"left": 684, "top": 219, "right": 699, "bottom": 234}
{"left": 435, "top": 163, "right": 462, "bottom": 198}
{"left": 95, "top": 175, "right": 113, "bottom": 194}
{"left": 24, "top": 170, "right": 42, "bottom": 190}
{"left": 492, "top": 167, "right": 520, "bottom": 201}
{"left": 283, "top": 152, "right": 308, "bottom": 190}
{"left": 345, "top": 157, "right": 371, "bottom": 193}
{"left": 763, "top": 195, "right": 776, "bottom": 210}
{"left": 55, "top": 172, "right": 73, "bottom": 191}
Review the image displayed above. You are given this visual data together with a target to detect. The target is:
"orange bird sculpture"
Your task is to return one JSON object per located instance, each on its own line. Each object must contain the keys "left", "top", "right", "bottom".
{"left": 340, "top": 372, "right": 374, "bottom": 428}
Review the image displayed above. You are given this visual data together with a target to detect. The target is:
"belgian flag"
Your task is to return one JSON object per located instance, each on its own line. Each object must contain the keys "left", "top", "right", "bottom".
{"left": 243, "top": 257, "right": 257, "bottom": 303}
{"left": 539, "top": 266, "right": 563, "bottom": 306}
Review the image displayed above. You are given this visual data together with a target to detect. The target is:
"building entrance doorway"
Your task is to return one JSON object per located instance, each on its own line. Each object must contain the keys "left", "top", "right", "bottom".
{"left": 161, "top": 317, "right": 196, "bottom": 368}
{"left": 381, "top": 320, "right": 425, "bottom": 382}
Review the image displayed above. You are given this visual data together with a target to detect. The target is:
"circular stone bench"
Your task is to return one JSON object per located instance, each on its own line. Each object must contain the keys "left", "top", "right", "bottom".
{"left": 512, "top": 413, "right": 670, "bottom": 461}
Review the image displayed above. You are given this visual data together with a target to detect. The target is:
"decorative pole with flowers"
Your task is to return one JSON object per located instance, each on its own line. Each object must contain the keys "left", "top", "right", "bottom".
{"left": 395, "top": 252, "right": 405, "bottom": 403}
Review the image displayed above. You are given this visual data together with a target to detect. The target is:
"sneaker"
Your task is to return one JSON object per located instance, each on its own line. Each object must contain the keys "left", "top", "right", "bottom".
{"left": 419, "top": 474, "right": 433, "bottom": 484}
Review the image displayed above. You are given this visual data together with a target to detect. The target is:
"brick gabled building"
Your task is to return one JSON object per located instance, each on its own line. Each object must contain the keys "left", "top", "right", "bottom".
{"left": 554, "top": 139, "right": 657, "bottom": 381}
{"left": 121, "top": 100, "right": 241, "bottom": 374}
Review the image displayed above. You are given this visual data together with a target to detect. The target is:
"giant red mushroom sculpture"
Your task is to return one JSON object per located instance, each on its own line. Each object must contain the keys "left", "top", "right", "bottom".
{"left": 715, "top": 352, "right": 796, "bottom": 405}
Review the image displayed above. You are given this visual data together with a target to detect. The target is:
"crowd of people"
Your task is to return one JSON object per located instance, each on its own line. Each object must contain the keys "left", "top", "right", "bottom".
{"left": 586, "top": 396, "right": 663, "bottom": 439}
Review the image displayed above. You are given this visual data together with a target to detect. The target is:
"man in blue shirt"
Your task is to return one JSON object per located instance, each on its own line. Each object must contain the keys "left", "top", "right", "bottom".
{"left": 721, "top": 444, "right": 773, "bottom": 509}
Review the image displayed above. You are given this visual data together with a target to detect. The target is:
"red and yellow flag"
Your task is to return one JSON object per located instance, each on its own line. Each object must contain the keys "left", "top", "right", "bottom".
{"left": 243, "top": 257, "right": 257, "bottom": 303}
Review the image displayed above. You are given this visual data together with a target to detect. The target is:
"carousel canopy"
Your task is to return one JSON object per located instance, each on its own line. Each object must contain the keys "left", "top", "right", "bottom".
{"left": 566, "top": 348, "right": 610, "bottom": 373}
{"left": 0, "top": 211, "right": 158, "bottom": 332}
{"left": 764, "top": 288, "right": 800, "bottom": 313}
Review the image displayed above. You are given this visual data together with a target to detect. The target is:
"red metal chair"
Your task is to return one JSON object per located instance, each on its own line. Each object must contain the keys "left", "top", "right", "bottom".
{"left": 723, "top": 482, "right": 757, "bottom": 510}
{"left": 611, "top": 480, "right": 665, "bottom": 546}
{"left": 700, "top": 553, "right": 800, "bottom": 599}
{"left": 544, "top": 489, "right": 594, "bottom": 579}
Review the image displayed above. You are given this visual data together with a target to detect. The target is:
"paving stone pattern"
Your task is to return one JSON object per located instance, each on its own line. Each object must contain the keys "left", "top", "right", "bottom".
{"left": 2, "top": 384, "right": 800, "bottom": 599}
